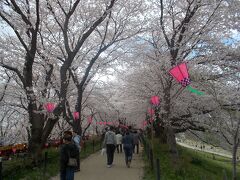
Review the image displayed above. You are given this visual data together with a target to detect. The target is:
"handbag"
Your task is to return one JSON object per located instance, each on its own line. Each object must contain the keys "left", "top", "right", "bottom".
{"left": 67, "top": 151, "right": 77, "bottom": 167}
{"left": 101, "top": 148, "right": 106, "bottom": 156}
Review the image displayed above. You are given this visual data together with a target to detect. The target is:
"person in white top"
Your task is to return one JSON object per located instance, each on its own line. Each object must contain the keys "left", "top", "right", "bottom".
{"left": 116, "top": 131, "right": 123, "bottom": 153}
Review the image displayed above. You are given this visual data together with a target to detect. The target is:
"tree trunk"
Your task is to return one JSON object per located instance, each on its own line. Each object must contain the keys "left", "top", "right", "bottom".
{"left": 165, "top": 126, "right": 178, "bottom": 157}
{"left": 155, "top": 125, "right": 167, "bottom": 143}
{"left": 162, "top": 82, "right": 178, "bottom": 157}
{"left": 28, "top": 111, "right": 45, "bottom": 165}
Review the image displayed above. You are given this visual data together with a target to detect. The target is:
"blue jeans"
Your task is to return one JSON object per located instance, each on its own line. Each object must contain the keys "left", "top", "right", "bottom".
{"left": 123, "top": 144, "right": 133, "bottom": 164}
{"left": 60, "top": 167, "right": 75, "bottom": 180}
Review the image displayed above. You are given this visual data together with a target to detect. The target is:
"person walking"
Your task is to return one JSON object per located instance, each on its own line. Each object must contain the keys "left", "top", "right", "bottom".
{"left": 72, "top": 131, "right": 81, "bottom": 172}
{"left": 116, "top": 131, "right": 123, "bottom": 153}
{"left": 60, "top": 131, "right": 79, "bottom": 180}
{"left": 133, "top": 131, "right": 140, "bottom": 154}
{"left": 102, "top": 126, "right": 117, "bottom": 168}
{"left": 122, "top": 130, "right": 134, "bottom": 168}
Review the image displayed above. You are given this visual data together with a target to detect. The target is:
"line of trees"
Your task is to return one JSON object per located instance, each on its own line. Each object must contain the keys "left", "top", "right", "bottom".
{"left": 0, "top": 0, "right": 239, "bottom": 179}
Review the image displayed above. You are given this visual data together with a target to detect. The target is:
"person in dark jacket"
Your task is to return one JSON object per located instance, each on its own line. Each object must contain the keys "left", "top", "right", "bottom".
{"left": 122, "top": 130, "right": 134, "bottom": 168}
{"left": 133, "top": 131, "right": 140, "bottom": 154}
{"left": 60, "top": 131, "right": 79, "bottom": 180}
{"left": 72, "top": 131, "right": 81, "bottom": 172}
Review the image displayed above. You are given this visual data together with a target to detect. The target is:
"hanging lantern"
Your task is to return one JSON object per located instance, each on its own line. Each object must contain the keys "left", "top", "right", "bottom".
{"left": 107, "top": 122, "right": 112, "bottom": 125}
{"left": 169, "top": 63, "right": 190, "bottom": 87}
{"left": 150, "top": 96, "right": 160, "bottom": 106}
{"left": 120, "top": 124, "right": 128, "bottom": 129}
{"left": 87, "top": 116, "right": 93, "bottom": 124}
{"left": 12, "top": 147, "right": 17, "bottom": 154}
{"left": 73, "top": 112, "right": 79, "bottom": 120}
{"left": 44, "top": 103, "right": 55, "bottom": 113}
{"left": 99, "top": 121, "right": 103, "bottom": 125}
{"left": 148, "top": 108, "right": 155, "bottom": 115}
{"left": 142, "top": 120, "right": 147, "bottom": 127}
{"left": 169, "top": 63, "right": 204, "bottom": 95}
{"left": 149, "top": 117, "right": 154, "bottom": 123}
{"left": 144, "top": 120, "right": 148, "bottom": 126}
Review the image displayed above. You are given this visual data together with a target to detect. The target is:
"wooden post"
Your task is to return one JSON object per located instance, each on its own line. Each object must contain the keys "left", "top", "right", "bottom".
{"left": 150, "top": 148, "right": 154, "bottom": 170}
{"left": 44, "top": 151, "right": 48, "bottom": 176}
{"left": 0, "top": 157, "right": 2, "bottom": 180}
{"left": 156, "top": 158, "right": 160, "bottom": 180}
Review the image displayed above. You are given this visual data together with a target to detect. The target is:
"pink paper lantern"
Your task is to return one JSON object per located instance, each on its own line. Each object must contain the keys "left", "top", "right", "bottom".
{"left": 44, "top": 103, "right": 55, "bottom": 113}
{"left": 141, "top": 121, "right": 147, "bottom": 128}
{"left": 119, "top": 124, "right": 128, "bottom": 129}
{"left": 73, "top": 112, "right": 79, "bottom": 120}
{"left": 143, "top": 121, "right": 147, "bottom": 126}
{"left": 148, "top": 108, "right": 155, "bottom": 115}
{"left": 87, "top": 116, "right": 93, "bottom": 124}
{"left": 103, "top": 121, "right": 107, "bottom": 125}
{"left": 99, "top": 121, "right": 103, "bottom": 125}
{"left": 150, "top": 96, "right": 160, "bottom": 105}
{"left": 149, "top": 117, "right": 154, "bottom": 123}
{"left": 169, "top": 62, "right": 191, "bottom": 87}
{"left": 107, "top": 122, "right": 112, "bottom": 125}
{"left": 12, "top": 148, "right": 17, "bottom": 154}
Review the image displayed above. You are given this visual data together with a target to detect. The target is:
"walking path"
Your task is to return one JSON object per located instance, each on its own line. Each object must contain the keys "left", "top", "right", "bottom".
{"left": 51, "top": 148, "right": 144, "bottom": 180}
{"left": 177, "top": 142, "right": 232, "bottom": 158}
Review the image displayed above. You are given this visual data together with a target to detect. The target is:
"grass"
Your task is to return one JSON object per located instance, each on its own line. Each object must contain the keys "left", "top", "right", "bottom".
{"left": 143, "top": 139, "right": 240, "bottom": 180}
{"left": 2, "top": 137, "right": 102, "bottom": 180}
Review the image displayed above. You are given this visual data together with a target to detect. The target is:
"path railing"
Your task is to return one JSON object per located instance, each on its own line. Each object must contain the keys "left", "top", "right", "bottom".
{"left": 142, "top": 136, "right": 161, "bottom": 180}
{"left": 0, "top": 137, "right": 102, "bottom": 179}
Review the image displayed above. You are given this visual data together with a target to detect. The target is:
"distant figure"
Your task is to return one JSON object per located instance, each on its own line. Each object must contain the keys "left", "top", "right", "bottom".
{"left": 133, "top": 131, "right": 140, "bottom": 154}
{"left": 116, "top": 131, "right": 123, "bottom": 153}
{"left": 72, "top": 131, "right": 81, "bottom": 172}
{"left": 60, "top": 131, "right": 79, "bottom": 180}
{"left": 102, "top": 126, "right": 117, "bottom": 168}
{"left": 122, "top": 130, "right": 134, "bottom": 168}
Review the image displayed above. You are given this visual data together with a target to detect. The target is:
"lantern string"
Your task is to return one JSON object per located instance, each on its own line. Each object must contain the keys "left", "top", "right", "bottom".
{"left": 186, "top": 86, "right": 204, "bottom": 95}
{"left": 171, "top": 86, "right": 184, "bottom": 99}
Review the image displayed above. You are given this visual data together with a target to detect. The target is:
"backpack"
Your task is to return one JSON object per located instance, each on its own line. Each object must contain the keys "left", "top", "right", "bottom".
{"left": 72, "top": 135, "right": 81, "bottom": 149}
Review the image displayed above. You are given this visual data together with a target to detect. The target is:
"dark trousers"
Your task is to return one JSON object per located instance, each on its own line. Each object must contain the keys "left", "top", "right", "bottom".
{"left": 116, "top": 144, "right": 122, "bottom": 153}
{"left": 76, "top": 150, "right": 80, "bottom": 170}
{"left": 133, "top": 144, "right": 139, "bottom": 154}
{"left": 123, "top": 145, "right": 133, "bottom": 164}
{"left": 106, "top": 144, "right": 115, "bottom": 165}
{"left": 60, "top": 167, "right": 74, "bottom": 180}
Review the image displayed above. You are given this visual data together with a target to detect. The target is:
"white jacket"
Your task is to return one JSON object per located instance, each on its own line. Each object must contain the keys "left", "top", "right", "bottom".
{"left": 116, "top": 133, "right": 123, "bottom": 145}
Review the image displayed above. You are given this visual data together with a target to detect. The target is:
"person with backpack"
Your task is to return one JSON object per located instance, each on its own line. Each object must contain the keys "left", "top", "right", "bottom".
{"left": 102, "top": 126, "right": 117, "bottom": 168}
{"left": 72, "top": 130, "right": 81, "bottom": 172}
{"left": 122, "top": 130, "right": 134, "bottom": 168}
{"left": 60, "top": 131, "right": 79, "bottom": 180}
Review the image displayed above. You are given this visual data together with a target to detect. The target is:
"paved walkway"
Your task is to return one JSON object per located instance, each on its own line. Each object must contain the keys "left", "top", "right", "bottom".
{"left": 52, "top": 148, "right": 144, "bottom": 180}
{"left": 177, "top": 142, "right": 232, "bottom": 158}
